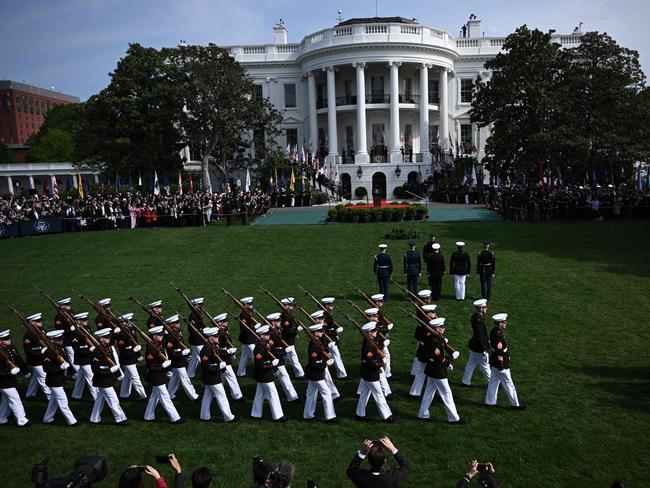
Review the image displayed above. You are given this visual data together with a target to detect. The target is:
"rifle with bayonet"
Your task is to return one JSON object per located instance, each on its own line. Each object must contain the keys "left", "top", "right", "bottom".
{"left": 346, "top": 281, "right": 393, "bottom": 327}
{"left": 399, "top": 306, "right": 459, "bottom": 359}
{"left": 126, "top": 295, "right": 189, "bottom": 351}
{"left": 8, "top": 305, "right": 68, "bottom": 366}
{"left": 335, "top": 305, "right": 385, "bottom": 359}
{"left": 298, "top": 285, "right": 345, "bottom": 333}
{"left": 338, "top": 295, "right": 388, "bottom": 343}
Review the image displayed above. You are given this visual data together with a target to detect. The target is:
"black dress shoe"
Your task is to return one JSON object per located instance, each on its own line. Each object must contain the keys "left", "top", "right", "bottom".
{"left": 460, "top": 383, "right": 472, "bottom": 388}
{"left": 333, "top": 396, "right": 342, "bottom": 403}
{"left": 382, "top": 415, "right": 398, "bottom": 423}
{"left": 337, "top": 376, "right": 350, "bottom": 381}
{"left": 295, "top": 375, "right": 306, "bottom": 381}
{"left": 448, "top": 418, "right": 467, "bottom": 425}
{"left": 171, "top": 418, "right": 185, "bottom": 425}
{"left": 325, "top": 417, "right": 340, "bottom": 424}
{"left": 408, "top": 394, "right": 420, "bottom": 400}
{"left": 303, "top": 417, "right": 316, "bottom": 422}
{"left": 18, "top": 420, "right": 32, "bottom": 428}
{"left": 287, "top": 398, "right": 300, "bottom": 404}
{"left": 226, "top": 415, "right": 240, "bottom": 423}
{"left": 232, "top": 396, "right": 246, "bottom": 403}
{"left": 249, "top": 415, "right": 262, "bottom": 421}
{"left": 511, "top": 404, "right": 528, "bottom": 411}
{"left": 116, "top": 420, "right": 129, "bottom": 427}
{"left": 355, "top": 415, "right": 370, "bottom": 422}
{"left": 69, "top": 421, "right": 82, "bottom": 428}
{"left": 385, "top": 394, "right": 396, "bottom": 401}
{"left": 273, "top": 416, "right": 289, "bottom": 423}
{"left": 484, "top": 404, "right": 496, "bottom": 409}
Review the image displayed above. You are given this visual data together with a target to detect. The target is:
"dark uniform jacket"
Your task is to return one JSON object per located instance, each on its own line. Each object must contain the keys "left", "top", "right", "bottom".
{"left": 427, "top": 252, "right": 446, "bottom": 277}
{"left": 0, "top": 344, "right": 27, "bottom": 389}
{"left": 450, "top": 250, "right": 471, "bottom": 275}
{"left": 115, "top": 329, "right": 141, "bottom": 365}
{"left": 146, "top": 313, "right": 162, "bottom": 330}
{"left": 253, "top": 343, "right": 276, "bottom": 383}
{"left": 489, "top": 327, "right": 510, "bottom": 370}
{"left": 95, "top": 311, "right": 113, "bottom": 330}
{"left": 90, "top": 345, "right": 117, "bottom": 388}
{"left": 43, "top": 347, "right": 66, "bottom": 387}
{"left": 238, "top": 310, "right": 257, "bottom": 345}
{"left": 145, "top": 342, "right": 170, "bottom": 386}
{"left": 376, "top": 311, "right": 390, "bottom": 338}
{"left": 424, "top": 335, "right": 450, "bottom": 379}
{"left": 199, "top": 344, "right": 223, "bottom": 385}
{"left": 468, "top": 313, "right": 490, "bottom": 353}
{"left": 71, "top": 329, "right": 92, "bottom": 366}
{"left": 54, "top": 310, "right": 75, "bottom": 347}
{"left": 23, "top": 331, "right": 45, "bottom": 366}
{"left": 373, "top": 253, "right": 393, "bottom": 277}
{"left": 422, "top": 240, "right": 436, "bottom": 264}
{"left": 165, "top": 333, "right": 188, "bottom": 369}
{"left": 346, "top": 450, "right": 411, "bottom": 488}
{"left": 360, "top": 339, "right": 383, "bottom": 382}
{"left": 477, "top": 249, "right": 496, "bottom": 277}
{"left": 415, "top": 325, "right": 436, "bottom": 363}
{"left": 269, "top": 332, "right": 286, "bottom": 367}
{"left": 280, "top": 310, "right": 299, "bottom": 346}
{"left": 188, "top": 310, "right": 206, "bottom": 346}
{"left": 218, "top": 330, "right": 235, "bottom": 365}
{"left": 403, "top": 250, "right": 422, "bottom": 276}
{"left": 305, "top": 338, "right": 328, "bottom": 382}
{"left": 323, "top": 310, "right": 339, "bottom": 343}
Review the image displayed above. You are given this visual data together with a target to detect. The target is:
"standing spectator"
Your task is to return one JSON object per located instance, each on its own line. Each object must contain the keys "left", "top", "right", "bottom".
{"left": 456, "top": 460, "right": 500, "bottom": 488}
{"left": 346, "top": 437, "right": 410, "bottom": 487}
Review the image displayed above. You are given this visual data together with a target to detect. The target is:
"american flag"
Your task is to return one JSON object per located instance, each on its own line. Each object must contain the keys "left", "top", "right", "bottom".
{"left": 52, "top": 177, "right": 59, "bottom": 198}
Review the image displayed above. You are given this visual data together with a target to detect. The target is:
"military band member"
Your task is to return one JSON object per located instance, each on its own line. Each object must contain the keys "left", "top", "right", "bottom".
{"left": 485, "top": 313, "right": 526, "bottom": 410}
{"left": 403, "top": 241, "right": 422, "bottom": 294}
{"left": 417, "top": 318, "right": 465, "bottom": 424}
{"left": 165, "top": 315, "right": 198, "bottom": 401}
{"left": 409, "top": 304, "right": 438, "bottom": 397}
{"left": 54, "top": 297, "right": 77, "bottom": 374}
{"left": 213, "top": 313, "right": 243, "bottom": 401}
{"left": 364, "top": 306, "right": 393, "bottom": 399}
{"left": 461, "top": 299, "right": 492, "bottom": 387}
{"left": 310, "top": 310, "right": 341, "bottom": 401}
{"left": 303, "top": 324, "right": 337, "bottom": 423}
{"left": 0, "top": 330, "right": 30, "bottom": 427}
{"left": 198, "top": 327, "right": 237, "bottom": 422}
{"left": 450, "top": 242, "right": 471, "bottom": 301}
{"left": 143, "top": 326, "right": 183, "bottom": 424}
{"left": 90, "top": 329, "right": 128, "bottom": 425}
{"left": 236, "top": 296, "right": 257, "bottom": 377}
{"left": 279, "top": 297, "right": 305, "bottom": 379}
{"left": 427, "top": 243, "right": 446, "bottom": 300}
{"left": 42, "top": 330, "right": 78, "bottom": 426}
{"left": 187, "top": 297, "right": 206, "bottom": 379}
{"left": 477, "top": 241, "right": 496, "bottom": 301}
{"left": 373, "top": 244, "right": 393, "bottom": 300}
{"left": 250, "top": 325, "right": 286, "bottom": 422}
{"left": 267, "top": 313, "right": 299, "bottom": 403}
{"left": 355, "top": 322, "right": 395, "bottom": 423}
{"left": 321, "top": 297, "right": 348, "bottom": 380}
{"left": 23, "top": 313, "right": 51, "bottom": 400}
{"left": 115, "top": 313, "right": 146, "bottom": 400}
{"left": 70, "top": 312, "right": 98, "bottom": 401}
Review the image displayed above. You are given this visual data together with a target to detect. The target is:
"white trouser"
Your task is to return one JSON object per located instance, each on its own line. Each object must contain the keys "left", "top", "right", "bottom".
{"left": 237, "top": 344, "right": 255, "bottom": 376}
{"left": 453, "top": 275, "right": 467, "bottom": 300}
{"left": 410, "top": 350, "right": 419, "bottom": 375}
{"left": 418, "top": 377, "right": 460, "bottom": 422}
{"left": 91, "top": 387, "right": 127, "bottom": 423}
{"left": 43, "top": 386, "right": 77, "bottom": 424}
{"left": 65, "top": 346, "right": 79, "bottom": 373}
{"left": 222, "top": 365, "right": 243, "bottom": 400}
{"left": 486, "top": 367, "right": 520, "bottom": 407}
{"left": 276, "top": 365, "right": 298, "bottom": 401}
{"left": 324, "top": 367, "right": 340, "bottom": 399}
{"left": 409, "top": 360, "right": 427, "bottom": 396}
{"left": 356, "top": 379, "right": 392, "bottom": 419}
{"left": 382, "top": 345, "right": 391, "bottom": 377}
{"left": 0, "top": 387, "right": 29, "bottom": 426}
{"left": 26, "top": 365, "right": 50, "bottom": 400}
{"left": 187, "top": 345, "right": 202, "bottom": 378}
{"left": 168, "top": 367, "right": 198, "bottom": 400}
{"left": 303, "top": 379, "right": 336, "bottom": 420}
{"left": 251, "top": 381, "right": 284, "bottom": 420}
{"left": 462, "top": 350, "right": 492, "bottom": 386}
{"left": 357, "top": 368, "right": 391, "bottom": 396}
{"left": 119, "top": 364, "right": 147, "bottom": 399}
{"left": 284, "top": 346, "right": 305, "bottom": 377}
{"left": 144, "top": 385, "right": 181, "bottom": 422}
{"left": 329, "top": 343, "right": 347, "bottom": 378}
{"left": 200, "top": 383, "right": 235, "bottom": 421}
{"left": 71, "top": 364, "right": 97, "bottom": 400}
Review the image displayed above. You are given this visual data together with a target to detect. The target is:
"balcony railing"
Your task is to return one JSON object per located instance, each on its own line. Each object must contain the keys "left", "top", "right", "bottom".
{"left": 316, "top": 93, "right": 440, "bottom": 108}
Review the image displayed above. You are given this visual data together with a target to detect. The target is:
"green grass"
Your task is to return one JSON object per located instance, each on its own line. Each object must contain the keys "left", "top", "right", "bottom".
{"left": 0, "top": 221, "right": 649, "bottom": 487}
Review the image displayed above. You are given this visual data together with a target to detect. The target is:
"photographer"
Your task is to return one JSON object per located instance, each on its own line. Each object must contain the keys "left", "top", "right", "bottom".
{"left": 119, "top": 454, "right": 183, "bottom": 488}
{"left": 457, "top": 460, "right": 500, "bottom": 488}
{"left": 346, "top": 437, "right": 410, "bottom": 487}
{"left": 249, "top": 456, "right": 294, "bottom": 488}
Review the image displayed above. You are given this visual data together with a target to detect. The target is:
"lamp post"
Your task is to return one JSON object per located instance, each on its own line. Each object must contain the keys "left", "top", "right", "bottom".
{"left": 357, "top": 166, "right": 363, "bottom": 179}
{"left": 395, "top": 165, "right": 401, "bottom": 178}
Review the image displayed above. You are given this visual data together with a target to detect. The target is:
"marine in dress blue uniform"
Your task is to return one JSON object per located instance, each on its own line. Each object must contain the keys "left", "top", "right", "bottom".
{"left": 373, "top": 244, "right": 393, "bottom": 300}
{"left": 403, "top": 241, "right": 422, "bottom": 294}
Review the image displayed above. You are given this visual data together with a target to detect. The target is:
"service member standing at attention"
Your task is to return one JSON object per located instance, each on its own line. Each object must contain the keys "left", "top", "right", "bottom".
{"left": 267, "top": 313, "right": 299, "bottom": 403}
{"left": 187, "top": 297, "right": 206, "bottom": 379}
{"left": 403, "top": 241, "right": 422, "bottom": 294}
{"left": 321, "top": 297, "right": 348, "bottom": 380}
{"left": 54, "top": 297, "right": 77, "bottom": 375}
{"left": 23, "top": 313, "right": 51, "bottom": 401}
{"left": 236, "top": 297, "right": 257, "bottom": 377}
{"left": 373, "top": 244, "right": 393, "bottom": 300}
{"left": 427, "top": 243, "right": 446, "bottom": 301}
{"left": 213, "top": 313, "right": 244, "bottom": 402}
{"left": 198, "top": 327, "right": 237, "bottom": 423}
{"left": 279, "top": 298, "right": 305, "bottom": 379}
{"left": 450, "top": 242, "right": 471, "bottom": 301}
{"left": 485, "top": 313, "right": 527, "bottom": 410}
{"left": 70, "top": 312, "right": 97, "bottom": 401}
{"left": 165, "top": 315, "right": 198, "bottom": 401}
{"left": 477, "top": 241, "right": 496, "bottom": 301}
{"left": 0, "top": 329, "right": 30, "bottom": 427}
{"left": 250, "top": 325, "right": 286, "bottom": 422}
{"left": 461, "top": 299, "right": 492, "bottom": 387}
{"left": 90, "top": 329, "right": 128, "bottom": 425}
{"left": 303, "top": 323, "right": 337, "bottom": 423}
{"left": 42, "top": 330, "right": 78, "bottom": 426}
{"left": 115, "top": 314, "right": 146, "bottom": 401}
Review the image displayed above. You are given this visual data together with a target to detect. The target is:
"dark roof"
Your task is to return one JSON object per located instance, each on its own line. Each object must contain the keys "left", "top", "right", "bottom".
{"left": 336, "top": 17, "right": 417, "bottom": 27}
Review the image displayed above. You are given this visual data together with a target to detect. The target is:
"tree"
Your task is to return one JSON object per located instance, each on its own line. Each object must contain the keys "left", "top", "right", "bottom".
{"left": 27, "top": 104, "right": 87, "bottom": 162}
{"left": 25, "top": 128, "right": 76, "bottom": 162}
{"left": 0, "top": 142, "right": 13, "bottom": 163}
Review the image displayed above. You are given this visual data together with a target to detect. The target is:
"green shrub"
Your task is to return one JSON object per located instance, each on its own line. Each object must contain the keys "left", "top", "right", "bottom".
{"left": 354, "top": 186, "right": 368, "bottom": 198}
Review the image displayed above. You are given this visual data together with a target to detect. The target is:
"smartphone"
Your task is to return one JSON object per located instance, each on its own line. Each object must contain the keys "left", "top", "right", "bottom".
{"left": 477, "top": 463, "right": 489, "bottom": 472}
{"left": 155, "top": 455, "right": 171, "bottom": 464}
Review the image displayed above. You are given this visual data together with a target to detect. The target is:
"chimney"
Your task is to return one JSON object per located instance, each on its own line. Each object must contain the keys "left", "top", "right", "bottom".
{"left": 466, "top": 14, "right": 481, "bottom": 38}
{"left": 274, "top": 19, "right": 288, "bottom": 44}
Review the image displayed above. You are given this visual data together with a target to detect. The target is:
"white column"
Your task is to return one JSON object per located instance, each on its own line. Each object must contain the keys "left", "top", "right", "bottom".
{"left": 455, "top": 120, "right": 461, "bottom": 152}
{"left": 6, "top": 175, "right": 14, "bottom": 195}
{"left": 354, "top": 62, "right": 369, "bottom": 164}
{"left": 50, "top": 175, "right": 56, "bottom": 191}
{"left": 325, "top": 66, "right": 338, "bottom": 163}
{"left": 439, "top": 69, "right": 449, "bottom": 150}
{"left": 389, "top": 61, "right": 402, "bottom": 162}
{"left": 72, "top": 174, "right": 78, "bottom": 189}
{"left": 308, "top": 71, "right": 318, "bottom": 156}
{"left": 419, "top": 63, "right": 431, "bottom": 164}
{"left": 28, "top": 175, "right": 35, "bottom": 189}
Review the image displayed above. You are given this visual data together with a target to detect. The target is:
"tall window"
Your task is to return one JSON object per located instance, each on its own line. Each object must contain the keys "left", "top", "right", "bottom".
{"left": 317, "top": 83, "right": 326, "bottom": 108}
{"left": 286, "top": 128, "right": 298, "bottom": 146}
{"left": 371, "top": 77, "right": 384, "bottom": 103}
{"left": 404, "top": 78, "right": 412, "bottom": 102}
{"left": 460, "top": 124, "right": 473, "bottom": 144}
{"left": 429, "top": 124, "right": 439, "bottom": 145}
{"left": 344, "top": 80, "right": 353, "bottom": 104}
{"left": 254, "top": 84, "right": 264, "bottom": 101}
{"left": 428, "top": 80, "right": 439, "bottom": 103}
{"left": 253, "top": 128, "right": 265, "bottom": 158}
{"left": 460, "top": 79, "right": 474, "bottom": 103}
{"left": 284, "top": 83, "right": 296, "bottom": 108}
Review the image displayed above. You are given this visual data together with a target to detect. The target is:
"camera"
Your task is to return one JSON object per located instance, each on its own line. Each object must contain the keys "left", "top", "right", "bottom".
{"left": 32, "top": 456, "right": 107, "bottom": 488}
{"left": 477, "top": 463, "right": 489, "bottom": 472}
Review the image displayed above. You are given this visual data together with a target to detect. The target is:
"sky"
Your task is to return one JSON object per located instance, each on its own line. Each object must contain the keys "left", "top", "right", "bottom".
{"left": 1, "top": 0, "right": 648, "bottom": 101}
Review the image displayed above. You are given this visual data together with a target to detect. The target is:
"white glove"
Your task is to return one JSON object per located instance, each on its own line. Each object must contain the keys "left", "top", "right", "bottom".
{"left": 60, "top": 362, "right": 70, "bottom": 370}
{"left": 336, "top": 327, "right": 343, "bottom": 333}
{"left": 444, "top": 338, "right": 449, "bottom": 343}
{"left": 25, "top": 372, "right": 32, "bottom": 379}
{"left": 452, "top": 351, "right": 460, "bottom": 360}
{"left": 138, "top": 356, "right": 144, "bottom": 362}
{"left": 166, "top": 371, "right": 172, "bottom": 378}
{"left": 162, "top": 359, "right": 172, "bottom": 368}
{"left": 114, "top": 327, "right": 121, "bottom": 334}
{"left": 326, "top": 359, "right": 334, "bottom": 367}
{"left": 227, "top": 348, "right": 237, "bottom": 355}
{"left": 89, "top": 346, "right": 96, "bottom": 352}
{"left": 133, "top": 345, "right": 142, "bottom": 352}
{"left": 41, "top": 347, "right": 48, "bottom": 354}
{"left": 384, "top": 339, "right": 391, "bottom": 347}
{"left": 10, "top": 367, "right": 20, "bottom": 375}
{"left": 285, "top": 345, "right": 294, "bottom": 352}
{"left": 387, "top": 323, "right": 394, "bottom": 331}
{"left": 70, "top": 326, "right": 76, "bottom": 331}
{"left": 110, "top": 365, "right": 120, "bottom": 373}
{"left": 181, "top": 348, "right": 190, "bottom": 356}
{"left": 271, "top": 359, "right": 279, "bottom": 367}
{"left": 328, "top": 342, "right": 335, "bottom": 349}
{"left": 219, "top": 362, "right": 226, "bottom": 369}
{"left": 447, "top": 364, "right": 454, "bottom": 371}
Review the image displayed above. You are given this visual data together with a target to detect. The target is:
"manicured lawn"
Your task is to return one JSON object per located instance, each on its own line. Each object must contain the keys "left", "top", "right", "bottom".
{"left": 0, "top": 220, "right": 648, "bottom": 487}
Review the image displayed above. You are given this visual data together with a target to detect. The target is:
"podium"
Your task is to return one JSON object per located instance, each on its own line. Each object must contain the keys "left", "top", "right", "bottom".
{"left": 373, "top": 188, "right": 382, "bottom": 208}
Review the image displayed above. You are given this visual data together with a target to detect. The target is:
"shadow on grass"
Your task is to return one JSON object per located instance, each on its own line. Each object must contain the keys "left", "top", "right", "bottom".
{"left": 579, "top": 366, "right": 650, "bottom": 413}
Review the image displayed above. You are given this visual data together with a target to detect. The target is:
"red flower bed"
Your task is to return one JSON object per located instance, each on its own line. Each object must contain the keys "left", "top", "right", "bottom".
{"left": 345, "top": 200, "right": 410, "bottom": 210}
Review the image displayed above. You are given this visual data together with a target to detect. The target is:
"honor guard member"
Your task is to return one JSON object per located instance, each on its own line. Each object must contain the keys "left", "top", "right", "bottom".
{"left": 187, "top": 297, "right": 206, "bottom": 378}
{"left": 94, "top": 298, "right": 114, "bottom": 330}
{"left": 369, "top": 297, "right": 394, "bottom": 381}
{"left": 23, "top": 313, "right": 51, "bottom": 400}
{"left": 303, "top": 323, "right": 337, "bottom": 423}
{"left": 477, "top": 241, "right": 496, "bottom": 301}
{"left": 267, "top": 313, "right": 299, "bottom": 403}
{"left": 0, "top": 329, "right": 30, "bottom": 427}
{"left": 144, "top": 326, "right": 183, "bottom": 424}
{"left": 70, "top": 312, "right": 98, "bottom": 401}
{"left": 321, "top": 297, "right": 348, "bottom": 380}
{"left": 250, "top": 325, "right": 286, "bottom": 422}
{"left": 146, "top": 300, "right": 164, "bottom": 330}
{"left": 355, "top": 322, "right": 396, "bottom": 423}
{"left": 485, "top": 313, "right": 526, "bottom": 410}
{"left": 236, "top": 297, "right": 257, "bottom": 377}
{"left": 410, "top": 290, "right": 432, "bottom": 377}
{"left": 165, "top": 315, "right": 199, "bottom": 401}
{"left": 90, "top": 329, "right": 127, "bottom": 425}
{"left": 198, "top": 327, "right": 237, "bottom": 422}
{"left": 310, "top": 310, "right": 341, "bottom": 401}
{"left": 450, "top": 242, "right": 471, "bottom": 301}
{"left": 461, "top": 299, "right": 492, "bottom": 387}
{"left": 422, "top": 233, "right": 437, "bottom": 265}
{"left": 409, "top": 304, "right": 437, "bottom": 397}
{"left": 403, "top": 241, "right": 422, "bottom": 294}
{"left": 373, "top": 244, "right": 393, "bottom": 300}
{"left": 427, "top": 243, "right": 446, "bottom": 300}
{"left": 42, "top": 330, "right": 78, "bottom": 426}
{"left": 417, "top": 318, "right": 465, "bottom": 424}
{"left": 115, "top": 314, "right": 146, "bottom": 400}
{"left": 213, "top": 313, "right": 243, "bottom": 402}
{"left": 360, "top": 307, "right": 393, "bottom": 399}
{"left": 279, "top": 298, "right": 305, "bottom": 379}
{"left": 54, "top": 297, "right": 77, "bottom": 374}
